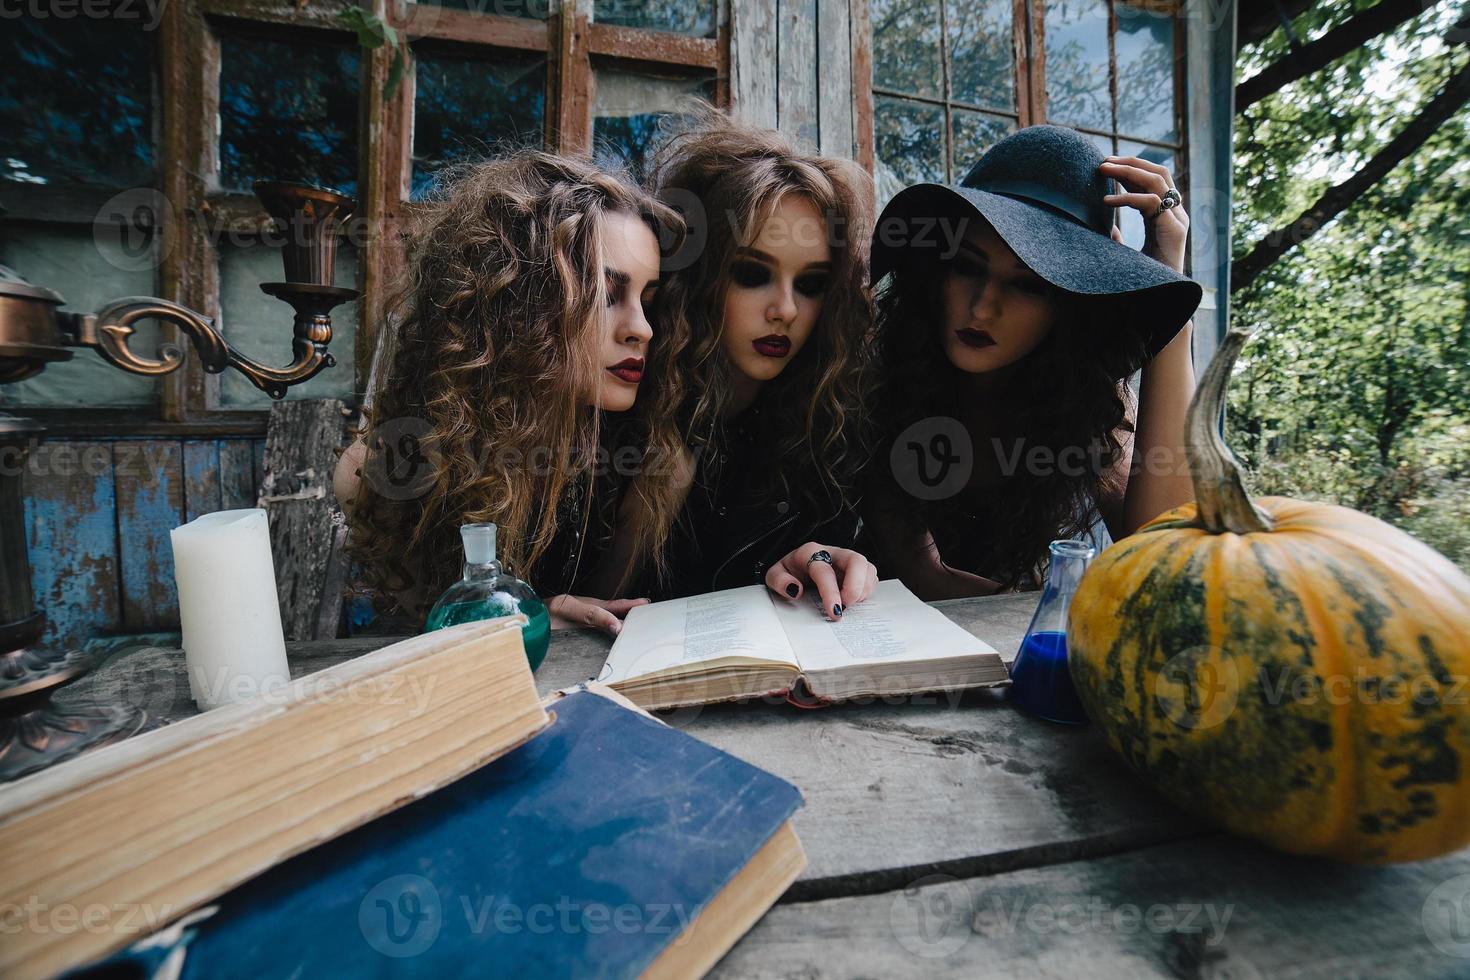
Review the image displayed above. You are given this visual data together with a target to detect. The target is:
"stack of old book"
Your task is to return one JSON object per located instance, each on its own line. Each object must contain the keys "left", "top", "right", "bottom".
{"left": 0, "top": 618, "right": 805, "bottom": 979}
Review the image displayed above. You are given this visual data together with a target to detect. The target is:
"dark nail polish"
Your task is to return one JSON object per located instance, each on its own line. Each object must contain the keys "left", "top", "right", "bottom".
{"left": 833, "top": 604, "right": 844, "bottom": 618}
{"left": 786, "top": 584, "right": 800, "bottom": 598}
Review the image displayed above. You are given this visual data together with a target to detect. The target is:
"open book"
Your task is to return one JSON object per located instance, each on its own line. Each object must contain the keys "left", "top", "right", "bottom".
{"left": 599, "top": 579, "right": 1010, "bottom": 709}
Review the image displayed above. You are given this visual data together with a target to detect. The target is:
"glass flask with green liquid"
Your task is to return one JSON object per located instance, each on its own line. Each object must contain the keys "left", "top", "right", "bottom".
{"left": 423, "top": 523, "right": 551, "bottom": 672}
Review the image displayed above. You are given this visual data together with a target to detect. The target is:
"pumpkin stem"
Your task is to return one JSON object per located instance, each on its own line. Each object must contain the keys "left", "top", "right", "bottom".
{"left": 1185, "top": 324, "right": 1273, "bottom": 535}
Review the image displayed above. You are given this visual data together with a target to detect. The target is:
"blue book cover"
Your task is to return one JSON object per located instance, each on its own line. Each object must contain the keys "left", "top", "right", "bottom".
{"left": 69, "top": 689, "right": 803, "bottom": 979}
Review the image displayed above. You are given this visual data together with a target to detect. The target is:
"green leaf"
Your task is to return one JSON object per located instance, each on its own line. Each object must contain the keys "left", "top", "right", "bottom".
{"left": 337, "top": 6, "right": 395, "bottom": 51}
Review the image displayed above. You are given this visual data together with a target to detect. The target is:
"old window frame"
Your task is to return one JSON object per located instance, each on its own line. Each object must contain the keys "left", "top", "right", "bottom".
{"left": 15, "top": 0, "right": 728, "bottom": 436}
{"left": 861, "top": 0, "right": 1188, "bottom": 217}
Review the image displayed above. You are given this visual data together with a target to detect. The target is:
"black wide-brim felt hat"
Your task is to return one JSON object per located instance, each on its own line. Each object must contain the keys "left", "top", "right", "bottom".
{"left": 871, "top": 125, "right": 1202, "bottom": 358}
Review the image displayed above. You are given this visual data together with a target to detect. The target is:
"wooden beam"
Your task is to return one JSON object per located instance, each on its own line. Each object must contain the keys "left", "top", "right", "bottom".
{"left": 586, "top": 23, "right": 720, "bottom": 68}
{"left": 404, "top": 5, "right": 550, "bottom": 51}
{"left": 1236, "top": 0, "right": 1429, "bottom": 111}
{"left": 816, "top": 0, "right": 855, "bottom": 158}
{"left": 1028, "top": 0, "right": 1048, "bottom": 124}
{"left": 730, "top": 0, "right": 778, "bottom": 128}
{"left": 1232, "top": 56, "right": 1470, "bottom": 293}
{"left": 199, "top": 0, "right": 348, "bottom": 32}
{"left": 18, "top": 409, "right": 268, "bottom": 439}
{"left": 158, "top": 2, "right": 220, "bottom": 421}
{"left": 1011, "top": 0, "right": 1032, "bottom": 125}
{"left": 779, "top": 0, "right": 821, "bottom": 147}
{"left": 715, "top": 0, "right": 732, "bottom": 109}
{"left": 550, "top": 0, "right": 592, "bottom": 153}
{"left": 851, "top": 0, "right": 875, "bottom": 172}
{"left": 359, "top": 2, "right": 413, "bottom": 405}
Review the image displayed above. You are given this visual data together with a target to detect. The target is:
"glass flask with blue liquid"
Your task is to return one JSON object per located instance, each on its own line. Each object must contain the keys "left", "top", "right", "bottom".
{"left": 424, "top": 523, "right": 551, "bottom": 672}
{"left": 1008, "top": 538, "right": 1096, "bottom": 724}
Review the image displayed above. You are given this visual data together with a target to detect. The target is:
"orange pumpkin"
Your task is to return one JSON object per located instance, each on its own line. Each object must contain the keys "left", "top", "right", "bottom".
{"left": 1068, "top": 326, "right": 1470, "bottom": 863}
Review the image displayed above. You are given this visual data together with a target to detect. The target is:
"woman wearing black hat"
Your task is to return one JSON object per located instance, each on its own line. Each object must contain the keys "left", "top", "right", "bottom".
{"left": 863, "top": 125, "right": 1204, "bottom": 599}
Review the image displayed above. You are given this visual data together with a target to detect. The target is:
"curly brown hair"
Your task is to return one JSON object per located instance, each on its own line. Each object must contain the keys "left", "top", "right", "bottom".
{"left": 348, "top": 151, "right": 686, "bottom": 618}
{"left": 869, "top": 256, "right": 1147, "bottom": 589}
{"left": 637, "top": 107, "right": 877, "bottom": 543}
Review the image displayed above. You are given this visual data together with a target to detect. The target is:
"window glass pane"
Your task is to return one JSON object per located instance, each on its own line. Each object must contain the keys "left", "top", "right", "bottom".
{"left": 1044, "top": 0, "right": 1112, "bottom": 132}
{"left": 1115, "top": 141, "right": 1175, "bottom": 251}
{"left": 874, "top": 97, "right": 944, "bottom": 207}
{"left": 871, "top": 0, "right": 943, "bottom": 99}
{"left": 0, "top": 221, "right": 161, "bottom": 407}
{"left": 950, "top": 110, "right": 1014, "bottom": 180}
{"left": 0, "top": 17, "right": 154, "bottom": 188}
{"left": 593, "top": 71, "right": 714, "bottom": 179}
{"left": 594, "top": 0, "right": 715, "bottom": 37}
{"left": 946, "top": 0, "right": 1016, "bottom": 111}
{"left": 412, "top": 47, "right": 546, "bottom": 199}
{"left": 1114, "top": 4, "right": 1177, "bottom": 143}
{"left": 416, "top": 0, "right": 548, "bottom": 16}
{"left": 219, "top": 35, "right": 360, "bottom": 197}
{"left": 216, "top": 239, "right": 358, "bottom": 408}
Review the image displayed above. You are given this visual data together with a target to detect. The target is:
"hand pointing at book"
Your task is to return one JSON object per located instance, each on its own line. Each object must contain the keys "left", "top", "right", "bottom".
{"left": 765, "top": 543, "right": 878, "bottom": 622}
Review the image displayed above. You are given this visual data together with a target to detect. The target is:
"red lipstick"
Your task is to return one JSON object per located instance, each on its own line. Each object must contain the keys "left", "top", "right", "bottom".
{"left": 607, "top": 357, "right": 644, "bottom": 384}
{"left": 752, "top": 335, "right": 791, "bottom": 358}
{"left": 956, "top": 328, "right": 996, "bottom": 349}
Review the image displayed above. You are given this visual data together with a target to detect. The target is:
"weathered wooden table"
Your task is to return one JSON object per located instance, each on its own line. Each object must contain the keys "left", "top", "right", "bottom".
{"left": 62, "top": 593, "right": 1470, "bottom": 978}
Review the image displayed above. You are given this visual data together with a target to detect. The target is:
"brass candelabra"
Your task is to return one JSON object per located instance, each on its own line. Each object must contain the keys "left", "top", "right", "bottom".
{"left": 0, "top": 180, "right": 357, "bottom": 780}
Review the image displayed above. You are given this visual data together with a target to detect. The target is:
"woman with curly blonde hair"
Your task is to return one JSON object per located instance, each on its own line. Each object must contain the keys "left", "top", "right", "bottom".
{"left": 612, "top": 109, "right": 881, "bottom": 619}
{"left": 334, "top": 151, "right": 685, "bottom": 635}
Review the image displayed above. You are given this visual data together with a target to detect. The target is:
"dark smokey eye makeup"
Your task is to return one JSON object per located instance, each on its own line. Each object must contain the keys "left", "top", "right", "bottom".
{"left": 729, "top": 260, "right": 771, "bottom": 288}
{"left": 794, "top": 273, "right": 830, "bottom": 298}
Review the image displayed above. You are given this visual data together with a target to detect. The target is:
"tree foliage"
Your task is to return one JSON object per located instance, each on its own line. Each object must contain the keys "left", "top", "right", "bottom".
{"left": 1229, "top": 0, "right": 1470, "bottom": 569}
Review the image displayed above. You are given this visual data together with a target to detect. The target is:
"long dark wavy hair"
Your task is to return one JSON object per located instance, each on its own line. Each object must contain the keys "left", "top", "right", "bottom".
{"left": 871, "top": 253, "right": 1149, "bottom": 589}
{"left": 348, "top": 151, "right": 685, "bottom": 618}
{"left": 638, "top": 107, "right": 877, "bottom": 546}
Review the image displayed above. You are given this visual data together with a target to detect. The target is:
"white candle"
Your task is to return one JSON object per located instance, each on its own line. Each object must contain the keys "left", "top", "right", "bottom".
{"left": 170, "top": 508, "right": 290, "bottom": 710}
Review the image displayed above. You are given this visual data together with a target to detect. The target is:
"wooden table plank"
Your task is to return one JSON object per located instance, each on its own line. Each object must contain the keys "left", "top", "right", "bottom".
{"left": 711, "top": 837, "right": 1470, "bottom": 978}
{"left": 60, "top": 593, "right": 1197, "bottom": 897}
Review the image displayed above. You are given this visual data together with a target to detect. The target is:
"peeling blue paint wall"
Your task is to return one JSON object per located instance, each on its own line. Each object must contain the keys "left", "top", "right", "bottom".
{"left": 23, "top": 436, "right": 265, "bottom": 652}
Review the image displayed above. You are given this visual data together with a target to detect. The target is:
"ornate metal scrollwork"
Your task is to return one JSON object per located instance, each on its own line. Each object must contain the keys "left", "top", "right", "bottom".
{"left": 88, "top": 296, "right": 223, "bottom": 376}
{"left": 57, "top": 181, "right": 359, "bottom": 400}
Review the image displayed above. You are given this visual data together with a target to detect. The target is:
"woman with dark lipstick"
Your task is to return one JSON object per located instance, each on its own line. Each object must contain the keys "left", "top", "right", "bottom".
{"left": 863, "top": 125, "right": 1203, "bottom": 599}
{"left": 599, "top": 109, "right": 879, "bottom": 620}
{"left": 334, "top": 151, "right": 688, "bottom": 636}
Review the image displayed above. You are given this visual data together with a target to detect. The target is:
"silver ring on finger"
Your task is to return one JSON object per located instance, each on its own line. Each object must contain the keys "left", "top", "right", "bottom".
{"left": 1151, "top": 188, "right": 1181, "bottom": 219}
{"left": 807, "top": 549, "right": 834, "bottom": 568}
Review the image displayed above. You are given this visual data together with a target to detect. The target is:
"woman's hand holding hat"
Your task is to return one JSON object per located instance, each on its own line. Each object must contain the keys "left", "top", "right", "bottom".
{"left": 1100, "top": 156, "right": 1189, "bottom": 273}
